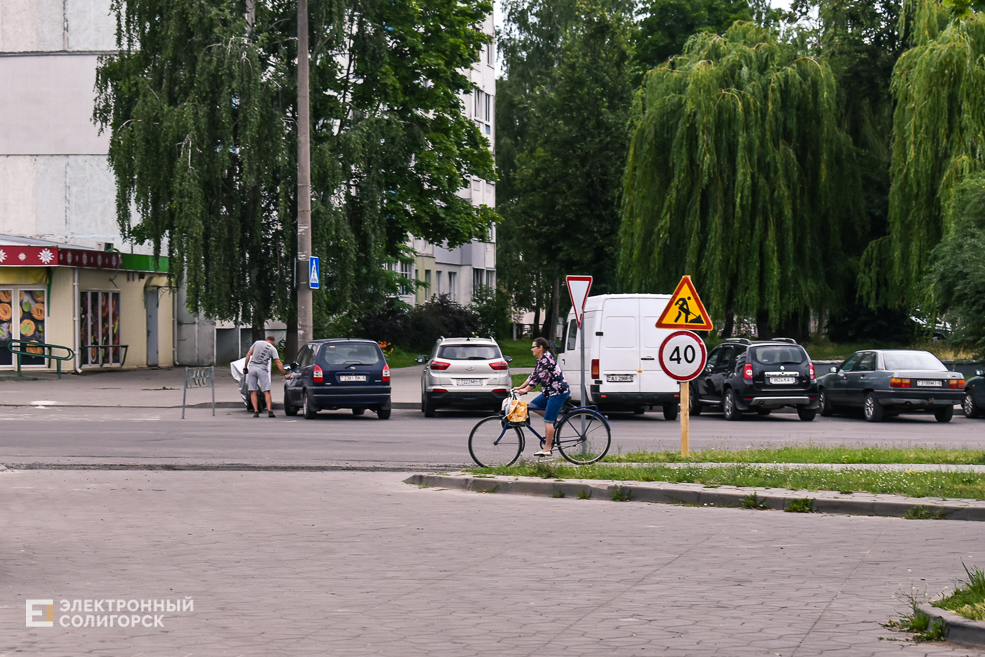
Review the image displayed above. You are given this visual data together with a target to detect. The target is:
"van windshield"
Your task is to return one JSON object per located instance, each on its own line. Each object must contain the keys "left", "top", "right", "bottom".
{"left": 437, "top": 345, "right": 502, "bottom": 360}
{"left": 320, "top": 343, "right": 380, "bottom": 365}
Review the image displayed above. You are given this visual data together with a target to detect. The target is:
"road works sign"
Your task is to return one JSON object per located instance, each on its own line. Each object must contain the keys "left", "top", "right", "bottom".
{"left": 654, "top": 275, "right": 713, "bottom": 331}
{"left": 566, "top": 275, "right": 593, "bottom": 328}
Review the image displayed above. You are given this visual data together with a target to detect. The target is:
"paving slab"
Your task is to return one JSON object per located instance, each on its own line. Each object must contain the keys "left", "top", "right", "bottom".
{"left": 1, "top": 469, "right": 984, "bottom": 656}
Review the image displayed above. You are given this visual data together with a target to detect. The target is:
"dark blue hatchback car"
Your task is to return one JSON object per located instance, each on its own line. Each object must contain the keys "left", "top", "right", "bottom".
{"left": 284, "top": 339, "right": 391, "bottom": 419}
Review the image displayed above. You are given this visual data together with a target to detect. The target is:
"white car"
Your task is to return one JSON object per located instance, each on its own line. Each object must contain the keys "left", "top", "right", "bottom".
{"left": 418, "top": 337, "right": 511, "bottom": 417}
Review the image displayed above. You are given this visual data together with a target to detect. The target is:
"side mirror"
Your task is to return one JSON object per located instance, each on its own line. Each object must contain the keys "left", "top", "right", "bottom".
{"left": 829, "top": 366, "right": 838, "bottom": 374}
{"left": 416, "top": 355, "right": 427, "bottom": 364}
{"left": 704, "top": 366, "right": 713, "bottom": 373}
{"left": 504, "top": 355, "right": 513, "bottom": 363}
{"left": 287, "top": 363, "right": 298, "bottom": 372}
{"left": 977, "top": 369, "right": 984, "bottom": 377}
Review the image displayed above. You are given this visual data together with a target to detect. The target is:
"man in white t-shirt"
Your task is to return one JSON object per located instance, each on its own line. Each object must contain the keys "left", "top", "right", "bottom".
{"left": 244, "top": 336, "right": 286, "bottom": 418}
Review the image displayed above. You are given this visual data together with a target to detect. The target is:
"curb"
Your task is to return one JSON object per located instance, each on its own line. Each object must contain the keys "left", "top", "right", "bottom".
{"left": 403, "top": 473, "right": 985, "bottom": 521}
{"left": 0, "top": 401, "right": 423, "bottom": 410}
{"left": 918, "top": 603, "right": 985, "bottom": 649}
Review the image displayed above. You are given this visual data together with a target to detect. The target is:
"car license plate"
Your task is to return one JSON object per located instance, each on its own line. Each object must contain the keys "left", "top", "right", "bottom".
{"left": 916, "top": 379, "right": 942, "bottom": 387}
{"left": 607, "top": 374, "right": 634, "bottom": 382}
{"left": 455, "top": 379, "right": 482, "bottom": 386}
{"left": 339, "top": 374, "right": 367, "bottom": 382}
{"left": 770, "top": 377, "right": 796, "bottom": 385}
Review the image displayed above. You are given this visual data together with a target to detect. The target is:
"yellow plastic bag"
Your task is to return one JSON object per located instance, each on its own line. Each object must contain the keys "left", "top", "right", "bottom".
{"left": 506, "top": 399, "right": 528, "bottom": 424}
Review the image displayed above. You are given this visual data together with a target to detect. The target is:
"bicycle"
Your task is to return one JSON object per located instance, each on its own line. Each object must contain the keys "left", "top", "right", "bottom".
{"left": 468, "top": 390, "right": 612, "bottom": 467}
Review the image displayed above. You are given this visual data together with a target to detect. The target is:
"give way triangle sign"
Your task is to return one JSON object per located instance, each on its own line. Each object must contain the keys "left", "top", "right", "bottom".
{"left": 566, "top": 275, "right": 593, "bottom": 328}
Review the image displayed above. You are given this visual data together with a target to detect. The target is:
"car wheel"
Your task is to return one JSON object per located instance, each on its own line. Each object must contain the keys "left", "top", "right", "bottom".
{"left": 376, "top": 400, "right": 392, "bottom": 420}
{"left": 963, "top": 392, "right": 982, "bottom": 419}
{"left": 863, "top": 392, "right": 883, "bottom": 422}
{"left": 689, "top": 392, "right": 702, "bottom": 416}
{"left": 283, "top": 387, "right": 298, "bottom": 416}
{"left": 352, "top": 407, "right": 366, "bottom": 416}
{"left": 663, "top": 403, "right": 679, "bottom": 421}
{"left": 723, "top": 388, "right": 741, "bottom": 421}
{"left": 934, "top": 405, "right": 954, "bottom": 423}
{"left": 797, "top": 407, "right": 816, "bottom": 421}
{"left": 303, "top": 390, "right": 317, "bottom": 419}
{"left": 818, "top": 388, "right": 834, "bottom": 417}
{"left": 422, "top": 391, "right": 436, "bottom": 418}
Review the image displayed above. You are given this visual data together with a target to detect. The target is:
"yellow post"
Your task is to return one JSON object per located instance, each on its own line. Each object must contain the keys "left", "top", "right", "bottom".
{"left": 680, "top": 380, "right": 690, "bottom": 458}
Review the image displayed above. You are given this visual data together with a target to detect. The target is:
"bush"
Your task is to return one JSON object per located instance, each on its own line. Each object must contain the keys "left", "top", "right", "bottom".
{"left": 470, "top": 287, "right": 513, "bottom": 340}
{"left": 355, "top": 294, "right": 481, "bottom": 353}
{"left": 826, "top": 304, "right": 917, "bottom": 344}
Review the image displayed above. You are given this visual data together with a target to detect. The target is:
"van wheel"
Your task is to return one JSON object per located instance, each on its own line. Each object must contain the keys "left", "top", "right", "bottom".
{"left": 303, "top": 390, "right": 317, "bottom": 419}
{"left": 663, "top": 404, "right": 679, "bottom": 421}
{"left": 723, "top": 389, "right": 742, "bottom": 421}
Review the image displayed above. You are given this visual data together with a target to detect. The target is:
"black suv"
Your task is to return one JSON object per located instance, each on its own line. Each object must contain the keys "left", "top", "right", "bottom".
{"left": 690, "top": 338, "right": 818, "bottom": 421}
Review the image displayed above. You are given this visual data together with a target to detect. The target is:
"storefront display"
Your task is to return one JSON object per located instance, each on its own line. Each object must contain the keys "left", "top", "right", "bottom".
{"left": 0, "top": 288, "right": 45, "bottom": 366}
{"left": 81, "top": 291, "right": 122, "bottom": 366}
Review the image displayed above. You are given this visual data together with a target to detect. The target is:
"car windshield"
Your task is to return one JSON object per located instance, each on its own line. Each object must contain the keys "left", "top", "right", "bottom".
{"left": 752, "top": 346, "right": 805, "bottom": 365}
{"left": 437, "top": 345, "right": 501, "bottom": 360}
{"left": 320, "top": 343, "right": 380, "bottom": 366}
{"left": 882, "top": 351, "right": 946, "bottom": 371}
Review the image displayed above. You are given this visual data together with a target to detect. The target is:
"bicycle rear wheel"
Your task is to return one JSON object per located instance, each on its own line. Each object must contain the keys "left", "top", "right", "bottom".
{"left": 469, "top": 416, "right": 524, "bottom": 468}
{"left": 555, "top": 410, "right": 611, "bottom": 465}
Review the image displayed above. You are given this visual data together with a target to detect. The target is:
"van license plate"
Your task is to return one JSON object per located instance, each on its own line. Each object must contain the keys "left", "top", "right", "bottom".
{"left": 770, "top": 377, "right": 796, "bottom": 385}
{"left": 607, "top": 375, "right": 634, "bottom": 382}
{"left": 339, "top": 375, "right": 367, "bottom": 382}
{"left": 455, "top": 379, "right": 482, "bottom": 386}
{"left": 917, "top": 380, "right": 942, "bottom": 387}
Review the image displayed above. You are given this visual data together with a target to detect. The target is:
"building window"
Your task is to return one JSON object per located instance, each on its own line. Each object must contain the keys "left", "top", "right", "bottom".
{"left": 81, "top": 291, "right": 122, "bottom": 366}
{"left": 487, "top": 42, "right": 494, "bottom": 66}
{"left": 473, "top": 269, "right": 484, "bottom": 296}
{"left": 448, "top": 272, "right": 457, "bottom": 301}
{"left": 0, "top": 288, "right": 46, "bottom": 367}
{"left": 485, "top": 270, "right": 495, "bottom": 289}
{"left": 424, "top": 269, "right": 432, "bottom": 294}
{"left": 436, "top": 271, "right": 442, "bottom": 296}
{"left": 400, "top": 262, "right": 414, "bottom": 295}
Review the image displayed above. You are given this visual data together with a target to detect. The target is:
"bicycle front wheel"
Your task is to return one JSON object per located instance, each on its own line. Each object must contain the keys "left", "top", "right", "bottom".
{"left": 555, "top": 410, "right": 611, "bottom": 465}
{"left": 469, "top": 416, "right": 524, "bottom": 468}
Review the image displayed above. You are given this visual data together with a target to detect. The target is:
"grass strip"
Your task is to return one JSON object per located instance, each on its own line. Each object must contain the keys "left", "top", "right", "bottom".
{"left": 935, "top": 565, "right": 985, "bottom": 621}
{"left": 470, "top": 462, "right": 985, "bottom": 500}
{"left": 604, "top": 445, "right": 985, "bottom": 465}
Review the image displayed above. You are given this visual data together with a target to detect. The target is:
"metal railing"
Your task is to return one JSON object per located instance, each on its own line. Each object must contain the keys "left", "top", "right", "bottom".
{"left": 182, "top": 366, "right": 215, "bottom": 419}
{"left": 81, "top": 344, "right": 129, "bottom": 368}
{"left": 5, "top": 340, "right": 75, "bottom": 379}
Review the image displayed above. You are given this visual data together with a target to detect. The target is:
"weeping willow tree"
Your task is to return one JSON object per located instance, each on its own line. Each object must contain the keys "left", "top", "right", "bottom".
{"left": 859, "top": 0, "right": 985, "bottom": 309}
{"left": 619, "top": 22, "right": 864, "bottom": 336}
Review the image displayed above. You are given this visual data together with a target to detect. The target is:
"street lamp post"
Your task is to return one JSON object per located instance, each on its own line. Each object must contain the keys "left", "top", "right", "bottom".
{"left": 296, "top": 0, "right": 313, "bottom": 353}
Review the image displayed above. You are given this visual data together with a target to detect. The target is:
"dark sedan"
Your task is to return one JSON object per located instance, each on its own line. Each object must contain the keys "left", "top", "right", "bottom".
{"left": 964, "top": 369, "right": 985, "bottom": 418}
{"left": 817, "top": 350, "right": 964, "bottom": 422}
{"left": 284, "top": 339, "right": 391, "bottom": 419}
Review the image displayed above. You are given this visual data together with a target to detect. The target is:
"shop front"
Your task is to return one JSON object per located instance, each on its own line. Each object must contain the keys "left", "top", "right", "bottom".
{"left": 0, "top": 239, "right": 173, "bottom": 372}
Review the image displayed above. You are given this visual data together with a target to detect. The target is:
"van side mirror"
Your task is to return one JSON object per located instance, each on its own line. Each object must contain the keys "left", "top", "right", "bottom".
{"left": 416, "top": 355, "right": 427, "bottom": 364}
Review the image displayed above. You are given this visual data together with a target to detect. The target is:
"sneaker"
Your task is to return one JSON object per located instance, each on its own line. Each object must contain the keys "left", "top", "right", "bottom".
{"left": 533, "top": 449, "right": 552, "bottom": 457}
{"left": 253, "top": 412, "right": 259, "bottom": 418}
{"left": 268, "top": 411, "right": 276, "bottom": 418}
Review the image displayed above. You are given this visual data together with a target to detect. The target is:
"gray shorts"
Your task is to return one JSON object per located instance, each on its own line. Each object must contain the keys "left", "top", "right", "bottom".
{"left": 247, "top": 366, "right": 271, "bottom": 392}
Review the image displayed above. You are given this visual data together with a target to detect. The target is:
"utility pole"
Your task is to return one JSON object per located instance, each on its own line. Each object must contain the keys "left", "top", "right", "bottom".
{"left": 296, "top": 0, "right": 313, "bottom": 353}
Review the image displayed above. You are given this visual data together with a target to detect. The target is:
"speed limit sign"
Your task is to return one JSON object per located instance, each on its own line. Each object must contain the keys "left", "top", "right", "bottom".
{"left": 658, "top": 330, "right": 707, "bottom": 381}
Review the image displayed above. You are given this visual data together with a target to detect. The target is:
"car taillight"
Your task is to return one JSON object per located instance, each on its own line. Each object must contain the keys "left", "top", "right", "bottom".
{"left": 430, "top": 360, "right": 451, "bottom": 370}
{"left": 382, "top": 364, "right": 390, "bottom": 382}
{"left": 950, "top": 379, "right": 965, "bottom": 389}
{"left": 591, "top": 359, "right": 599, "bottom": 379}
{"left": 313, "top": 365, "right": 324, "bottom": 383}
{"left": 890, "top": 377, "right": 911, "bottom": 388}
{"left": 489, "top": 361, "right": 509, "bottom": 370}
{"left": 743, "top": 363, "right": 753, "bottom": 381}
{"left": 809, "top": 362, "right": 815, "bottom": 381}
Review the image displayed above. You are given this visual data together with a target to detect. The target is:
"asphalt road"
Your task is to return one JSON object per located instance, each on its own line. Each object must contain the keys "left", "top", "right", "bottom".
{"left": 2, "top": 404, "right": 983, "bottom": 468}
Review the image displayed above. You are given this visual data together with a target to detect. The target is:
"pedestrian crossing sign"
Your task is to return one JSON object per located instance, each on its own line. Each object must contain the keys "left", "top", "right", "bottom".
{"left": 309, "top": 256, "right": 320, "bottom": 290}
{"left": 655, "top": 275, "right": 713, "bottom": 331}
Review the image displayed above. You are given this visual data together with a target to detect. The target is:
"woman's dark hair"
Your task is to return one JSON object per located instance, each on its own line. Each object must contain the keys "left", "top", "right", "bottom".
{"left": 532, "top": 337, "right": 555, "bottom": 359}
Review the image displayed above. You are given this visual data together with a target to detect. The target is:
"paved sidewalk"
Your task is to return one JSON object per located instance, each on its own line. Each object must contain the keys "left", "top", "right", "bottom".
{"left": 2, "top": 469, "right": 982, "bottom": 656}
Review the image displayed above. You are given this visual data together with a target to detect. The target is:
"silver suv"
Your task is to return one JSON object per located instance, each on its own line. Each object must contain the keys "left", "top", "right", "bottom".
{"left": 418, "top": 337, "right": 512, "bottom": 417}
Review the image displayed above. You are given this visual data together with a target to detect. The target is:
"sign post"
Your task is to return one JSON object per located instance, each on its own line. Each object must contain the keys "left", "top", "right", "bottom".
{"left": 565, "top": 275, "right": 592, "bottom": 408}
{"left": 656, "top": 276, "right": 713, "bottom": 458}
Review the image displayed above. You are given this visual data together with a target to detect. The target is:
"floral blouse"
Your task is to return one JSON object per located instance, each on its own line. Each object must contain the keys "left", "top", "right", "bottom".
{"left": 524, "top": 352, "right": 570, "bottom": 397}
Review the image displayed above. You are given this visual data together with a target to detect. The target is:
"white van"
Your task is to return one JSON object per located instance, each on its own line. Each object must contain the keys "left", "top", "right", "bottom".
{"left": 557, "top": 294, "right": 681, "bottom": 420}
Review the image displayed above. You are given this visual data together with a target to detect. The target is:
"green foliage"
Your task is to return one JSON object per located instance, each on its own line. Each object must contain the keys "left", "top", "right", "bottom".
{"left": 605, "top": 445, "right": 985, "bottom": 465}
{"left": 620, "top": 23, "right": 865, "bottom": 333}
{"left": 356, "top": 294, "right": 482, "bottom": 353}
{"left": 94, "top": 0, "right": 497, "bottom": 328}
{"left": 826, "top": 304, "right": 918, "bottom": 344}
{"left": 634, "top": 0, "right": 752, "bottom": 73}
{"left": 497, "top": 0, "right": 636, "bottom": 320}
{"left": 862, "top": 1, "right": 985, "bottom": 308}
{"left": 469, "top": 287, "right": 514, "bottom": 340}
{"left": 925, "top": 172, "right": 985, "bottom": 354}
{"left": 610, "top": 485, "right": 633, "bottom": 501}
{"left": 740, "top": 492, "right": 769, "bottom": 509}
{"left": 903, "top": 505, "right": 948, "bottom": 519}
{"left": 784, "top": 497, "right": 817, "bottom": 513}
{"left": 936, "top": 564, "right": 985, "bottom": 621}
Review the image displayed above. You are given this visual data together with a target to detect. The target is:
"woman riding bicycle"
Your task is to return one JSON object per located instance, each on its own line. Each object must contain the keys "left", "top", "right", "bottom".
{"left": 515, "top": 337, "right": 571, "bottom": 456}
